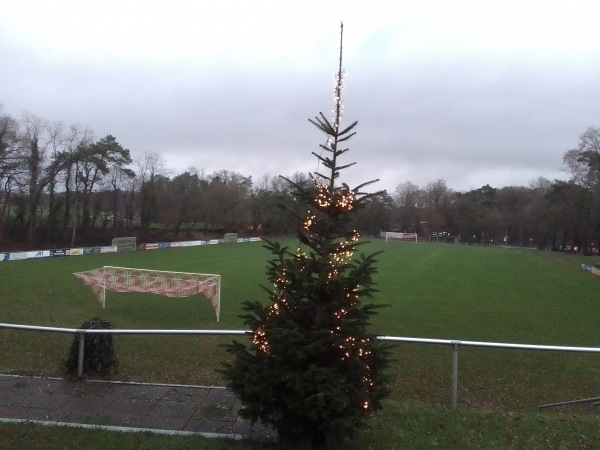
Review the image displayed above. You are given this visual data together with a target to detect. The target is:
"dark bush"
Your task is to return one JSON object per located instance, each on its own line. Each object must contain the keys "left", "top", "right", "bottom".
{"left": 64, "top": 317, "right": 118, "bottom": 377}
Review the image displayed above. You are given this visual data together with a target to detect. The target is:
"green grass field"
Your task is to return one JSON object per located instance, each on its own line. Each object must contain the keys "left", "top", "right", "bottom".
{"left": 2, "top": 239, "right": 600, "bottom": 447}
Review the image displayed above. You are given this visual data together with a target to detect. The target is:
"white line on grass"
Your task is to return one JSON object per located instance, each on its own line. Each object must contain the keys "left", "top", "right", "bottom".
{"left": 0, "top": 418, "right": 244, "bottom": 440}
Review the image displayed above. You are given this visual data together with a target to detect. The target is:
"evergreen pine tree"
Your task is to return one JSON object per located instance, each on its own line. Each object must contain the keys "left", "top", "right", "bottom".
{"left": 221, "top": 24, "right": 390, "bottom": 448}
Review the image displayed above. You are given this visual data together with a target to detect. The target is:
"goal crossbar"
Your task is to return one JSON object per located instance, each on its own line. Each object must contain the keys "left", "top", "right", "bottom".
{"left": 73, "top": 266, "right": 221, "bottom": 321}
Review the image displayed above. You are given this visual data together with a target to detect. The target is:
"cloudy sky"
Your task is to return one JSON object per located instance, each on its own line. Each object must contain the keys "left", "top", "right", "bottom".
{"left": 1, "top": 0, "right": 599, "bottom": 193}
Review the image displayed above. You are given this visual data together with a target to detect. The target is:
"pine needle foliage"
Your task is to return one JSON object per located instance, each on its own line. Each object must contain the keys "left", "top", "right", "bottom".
{"left": 220, "top": 24, "right": 391, "bottom": 448}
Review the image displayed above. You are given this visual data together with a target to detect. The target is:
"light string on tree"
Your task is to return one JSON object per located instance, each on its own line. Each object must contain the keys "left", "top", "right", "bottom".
{"left": 312, "top": 181, "right": 358, "bottom": 212}
{"left": 304, "top": 211, "right": 317, "bottom": 231}
{"left": 250, "top": 21, "right": 378, "bottom": 413}
{"left": 253, "top": 329, "right": 269, "bottom": 353}
{"left": 332, "top": 69, "right": 345, "bottom": 130}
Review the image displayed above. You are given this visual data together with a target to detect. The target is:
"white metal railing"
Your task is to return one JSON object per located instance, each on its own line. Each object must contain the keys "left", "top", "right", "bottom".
{"left": 377, "top": 336, "right": 600, "bottom": 409}
{"left": 0, "top": 323, "right": 247, "bottom": 378}
{"left": 2, "top": 323, "right": 600, "bottom": 409}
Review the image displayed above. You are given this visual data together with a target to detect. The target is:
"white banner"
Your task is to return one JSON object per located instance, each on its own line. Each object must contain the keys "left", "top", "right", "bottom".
{"left": 26, "top": 250, "right": 51, "bottom": 259}
{"left": 5, "top": 252, "right": 27, "bottom": 261}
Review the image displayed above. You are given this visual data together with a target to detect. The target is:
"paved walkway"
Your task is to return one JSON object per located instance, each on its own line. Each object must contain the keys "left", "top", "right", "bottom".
{"left": 0, "top": 374, "right": 275, "bottom": 444}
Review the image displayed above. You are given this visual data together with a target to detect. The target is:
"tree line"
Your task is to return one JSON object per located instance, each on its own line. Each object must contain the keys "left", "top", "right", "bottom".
{"left": 1, "top": 108, "right": 599, "bottom": 252}
{"left": 362, "top": 126, "right": 600, "bottom": 252}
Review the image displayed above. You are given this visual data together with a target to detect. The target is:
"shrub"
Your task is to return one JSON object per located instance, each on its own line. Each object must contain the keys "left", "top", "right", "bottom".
{"left": 64, "top": 317, "right": 118, "bottom": 377}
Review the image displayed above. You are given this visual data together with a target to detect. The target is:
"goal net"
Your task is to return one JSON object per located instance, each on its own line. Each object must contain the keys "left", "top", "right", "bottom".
{"left": 383, "top": 232, "right": 418, "bottom": 243}
{"left": 73, "top": 266, "right": 221, "bottom": 321}
{"left": 111, "top": 237, "right": 137, "bottom": 252}
{"left": 223, "top": 233, "right": 238, "bottom": 243}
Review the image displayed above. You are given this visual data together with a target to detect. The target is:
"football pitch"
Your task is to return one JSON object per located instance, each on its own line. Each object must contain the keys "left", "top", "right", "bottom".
{"left": 1, "top": 238, "right": 599, "bottom": 411}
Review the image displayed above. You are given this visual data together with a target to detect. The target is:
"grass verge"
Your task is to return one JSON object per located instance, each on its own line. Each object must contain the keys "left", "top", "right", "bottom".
{"left": 1, "top": 403, "right": 599, "bottom": 449}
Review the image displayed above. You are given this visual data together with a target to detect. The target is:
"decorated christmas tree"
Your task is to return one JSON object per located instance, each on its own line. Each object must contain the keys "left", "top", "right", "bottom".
{"left": 221, "top": 24, "right": 390, "bottom": 448}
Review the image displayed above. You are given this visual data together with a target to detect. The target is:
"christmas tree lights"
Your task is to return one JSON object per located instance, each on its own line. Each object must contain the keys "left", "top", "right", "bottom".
{"left": 221, "top": 23, "right": 390, "bottom": 448}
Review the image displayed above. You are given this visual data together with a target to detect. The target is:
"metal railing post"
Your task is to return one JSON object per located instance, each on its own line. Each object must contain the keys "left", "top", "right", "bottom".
{"left": 451, "top": 341, "right": 460, "bottom": 410}
{"left": 77, "top": 331, "right": 85, "bottom": 377}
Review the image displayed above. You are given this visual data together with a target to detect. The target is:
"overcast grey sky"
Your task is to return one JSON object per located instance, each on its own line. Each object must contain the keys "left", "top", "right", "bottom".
{"left": 1, "top": 0, "right": 599, "bottom": 193}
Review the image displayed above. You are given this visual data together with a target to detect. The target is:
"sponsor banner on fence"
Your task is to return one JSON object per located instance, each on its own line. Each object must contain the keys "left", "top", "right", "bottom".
{"left": 181, "top": 240, "right": 200, "bottom": 247}
{"left": 3, "top": 252, "right": 28, "bottom": 262}
{"left": 2, "top": 235, "right": 264, "bottom": 261}
{"left": 14, "top": 252, "right": 28, "bottom": 260}
{"left": 26, "top": 250, "right": 51, "bottom": 259}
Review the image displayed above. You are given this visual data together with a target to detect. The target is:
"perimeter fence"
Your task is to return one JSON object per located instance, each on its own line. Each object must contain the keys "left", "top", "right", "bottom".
{"left": 2, "top": 322, "right": 600, "bottom": 410}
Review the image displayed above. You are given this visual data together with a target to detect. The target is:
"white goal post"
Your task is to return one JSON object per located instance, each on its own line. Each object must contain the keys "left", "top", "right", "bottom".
{"left": 223, "top": 233, "right": 238, "bottom": 243}
{"left": 111, "top": 237, "right": 137, "bottom": 252}
{"left": 73, "top": 266, "right": 221, "bottom": 321}
{"left": 382, "top": 232, "right": 418, "bottom": 243}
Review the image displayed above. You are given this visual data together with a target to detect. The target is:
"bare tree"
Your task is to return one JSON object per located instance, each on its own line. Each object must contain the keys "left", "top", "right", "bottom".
{"left": 394, "top": 181, "right": 421, "bottom": 208}
{"left": 564, "top": 127, "right": 600, "bottom": 189}
{"left": 106, "top": 165, "right": 135, "bottom": 229}
{"left": 60, "top": 125, "right": 94, "bottom": 230}
{"left": 168, "top": 168, "right": 207, "bottom": 237}
{"left": 205, "top": 170, "right": 251, "bottom": 233}
{"left": 393, "top": 180, "right": 422, "bottom": 232}
{"left": 43, "top": 122, "right": 71, "bottom": 240}
{"left": 18, "top": 113, "right": 65, "bottom": 242}
{"left": 422, "top": 179, "right": 452, "bottom": 235}
{"left": 136, "top": 152, "right": 168, "bottom": 234}
{"left": 563, "top": 148, "right": 589, "bottom": 187}
{"left": 560, "top": 127, "right": 600, "bottom": 250}
{"left": 0, "top": 109, "right": 22, "bottom": 242}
